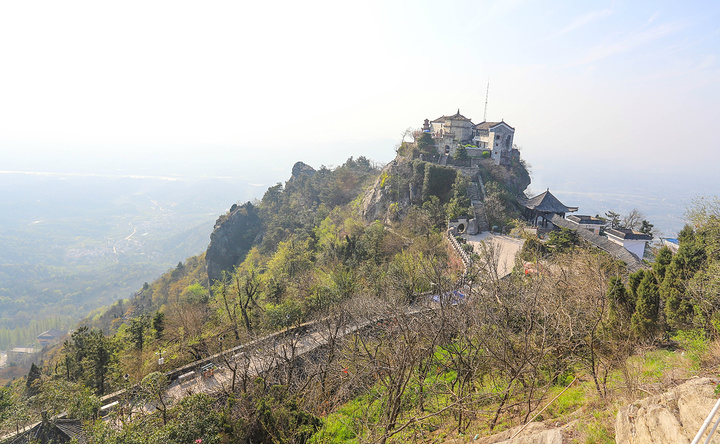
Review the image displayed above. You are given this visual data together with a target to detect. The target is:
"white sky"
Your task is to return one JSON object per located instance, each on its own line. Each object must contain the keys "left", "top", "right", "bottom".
{"left": 1, "top": 0, "right": 719, "bottom": 185}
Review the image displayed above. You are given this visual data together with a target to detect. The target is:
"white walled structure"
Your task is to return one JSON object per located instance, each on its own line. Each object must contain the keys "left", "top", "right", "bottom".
{"left": 474, "top": 121, "right": 515, "bottom": 165}
{"left": 422, "top": 111, "right": 516, "bottom": 165}
{"left": 430, "top": 110, "right": 475, "bottom": 156}
{"left": 606, "top": 228, "right": 652, "bottom": 259}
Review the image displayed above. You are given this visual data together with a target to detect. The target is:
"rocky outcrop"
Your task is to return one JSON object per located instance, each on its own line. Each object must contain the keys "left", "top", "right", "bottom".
{"left": 459, "top": 422, "right": 566, "bottom": 444}
{"left": 360, "top": 157, "right": 456, "bottom": 224}
{"left": 360, "top": 160, "right": 399, "bottom": 223}
{"left": 615, "top": 377, "right": 720, "bottom": 443}
{"left": 205, "top": 202, "right": 262, "bottom": 283}
{"left": 289, "top": 161, "right": 316, "bottom": 182}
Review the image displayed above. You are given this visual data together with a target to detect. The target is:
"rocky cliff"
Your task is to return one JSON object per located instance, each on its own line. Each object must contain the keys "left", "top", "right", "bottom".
{"left": 615, "top": 377, "right": 720, "bottom": 443}
{"left": 204, "top": 162, "right": 319, "bottom": 283}
{"left": 360, "top": 158, "right": 403, "bottom": 224}
{"left": 360, "top": 154, "right": 531, "bottom": 225}
{"left": 205, "top": 202, "right": 262, "bottom": 283}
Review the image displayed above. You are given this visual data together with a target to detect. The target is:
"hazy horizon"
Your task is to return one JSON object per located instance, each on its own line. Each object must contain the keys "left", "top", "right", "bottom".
{"left": 2, "top": 1, "right": 718, "bottom": 237}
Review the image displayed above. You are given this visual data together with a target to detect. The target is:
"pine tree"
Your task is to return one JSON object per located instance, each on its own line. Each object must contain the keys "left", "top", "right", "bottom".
{"left": 152, "top": 311, "right": 165, "bottom": 339}
{"left": 26, "top": 363, "right": 42, "bottom": 397}
{"left": 652, "top": 246, "right": 673, "bottom": 282}
{"left": 661, "top": 259, "right": 694, "bottom": 330}
{"left": 631, "top": 273, "right": 660, "bottom": 340}
{"left": 607, "top": 277, "right": 634, "bottom": 333}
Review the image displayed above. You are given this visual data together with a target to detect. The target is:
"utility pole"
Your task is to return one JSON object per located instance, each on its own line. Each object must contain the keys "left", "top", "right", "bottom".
{"left": 483, "top": 79, "right": 490, "bottom": 122}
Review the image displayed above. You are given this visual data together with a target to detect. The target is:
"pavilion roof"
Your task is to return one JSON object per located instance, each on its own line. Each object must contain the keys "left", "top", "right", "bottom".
{"left": 431, "top": 109, "right": 473, "bottom": 123}
{"left": 521, "top": 189, "right": 578, "bottom": 214}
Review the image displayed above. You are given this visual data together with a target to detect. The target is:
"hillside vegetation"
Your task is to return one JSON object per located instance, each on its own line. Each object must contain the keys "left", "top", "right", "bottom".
{"left": 0, "top": 174, "right": 259, "bottom": 351}
{"left": 2, "top": 151, "right": 719, "bottom": 443}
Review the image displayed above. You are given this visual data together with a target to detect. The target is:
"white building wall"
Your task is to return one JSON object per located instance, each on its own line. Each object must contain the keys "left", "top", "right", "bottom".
{"left": 608, "top": 236, "right": 648, "bottom": 259}
{"left": 622, "top": 239, "right": 648, "bottom": 259}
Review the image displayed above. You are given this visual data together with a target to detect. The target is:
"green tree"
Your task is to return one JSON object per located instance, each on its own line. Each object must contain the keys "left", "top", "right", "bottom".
{"left": 661, "top": 226, "right": 706, "bottom": 331}
{"left": 652, "top": 246, "right": 673, "bottom": 282}
{"left": 162, "top": 394, "right": 222, "bottom": 443}
{"left": 34, "top": 379, "right": 101, "bottom": 420}
{"left": 445, "top": 174, "right": 473, "bottom": 220}
{"left": 422, "top": 195, "right": 446, "bottom": 229}
{"left": 265, "top": 299, "right": 303, "bottom": 331}
{"left": 140, "top": 372, "right": 171, "bottom": 425}
{"left": 631, "top": 272, "right": 660, "bottom": 340}
{"left": 453, "top": 145, "right": 469, "bottom": 164}
{"left": 25, "top": 363, "right": 42, "bottom": 397}
{"left": 640, "top": 220, "right": 654, "bottom": 235}
{"left": 152, "top": 311, "right": 165, "bottom": 339}
{"left": 236, "top": 267, "right": 262, "bottom": 336}
{"left": 546, "top": 228, "right": 580, "bottom": 252}
{"left": 606, "top": 277, "right": 634, "bottom": 334}
{"left": 62, "top": 326, "right": 115, "bottom": 395}
{"left": 416, "top": 133, "right": 436, "bottom": 159}
{"left": 518, "top": 236, "right": 547, "bottom": 262}
{"left": 128, "top": 315, "right": 148, "bottom": 351}
{"left": 605, "top": 211, "right": 621, "bottom": 229}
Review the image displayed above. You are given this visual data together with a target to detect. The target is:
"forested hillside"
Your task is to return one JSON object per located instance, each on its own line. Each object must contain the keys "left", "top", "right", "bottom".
{"left": 2, "top": 150, "right": 719, "bottom": 443}
{"left": 0, "top": 173, "right": 260, "bottom": 350}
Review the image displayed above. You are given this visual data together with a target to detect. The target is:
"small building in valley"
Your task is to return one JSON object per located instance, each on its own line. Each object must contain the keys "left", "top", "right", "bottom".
{"left": 7, "top": 347, "right": 38, "bottom": 362}
{"left": 37, "top": 329, "right": 64, "bottom": 347}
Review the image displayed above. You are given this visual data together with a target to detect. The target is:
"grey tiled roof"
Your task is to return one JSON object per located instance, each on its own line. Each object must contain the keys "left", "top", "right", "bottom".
{"left": 567, "top": 215, "right": 605, "bottom": 225}
{"left": 475, "top": 121, "right": 514, "bottom": 130}
{"left": 606, "top": 228, "right": 653, "bottom": 241}
{"left": 550, "top": 215, "right": 645, "bottom": 272}
{"left": 521, "top": 190, "right": 578, "bottom": 214}
{"left": 4, "top": 419, "right": 87, "bottom": 444}
{"left": 432, "top": 109, "right": 473, "bottom": 123}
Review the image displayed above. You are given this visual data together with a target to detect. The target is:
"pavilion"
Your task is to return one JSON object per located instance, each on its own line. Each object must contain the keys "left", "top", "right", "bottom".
{"left": 520, "top": 189, "right": 578, "bottom": 228}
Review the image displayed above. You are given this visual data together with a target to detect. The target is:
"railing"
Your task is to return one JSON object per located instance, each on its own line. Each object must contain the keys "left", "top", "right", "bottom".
{"left": 692, "top": 397, "right": 720, "bottom": 444}
{"left": 445, "top": 229, "right": 471, "bottom": 270}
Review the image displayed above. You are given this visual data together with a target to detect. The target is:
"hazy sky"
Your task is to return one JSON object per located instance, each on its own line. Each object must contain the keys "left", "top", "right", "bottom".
{"left": 1, "top": 0, "right": 719, "bottom": 187}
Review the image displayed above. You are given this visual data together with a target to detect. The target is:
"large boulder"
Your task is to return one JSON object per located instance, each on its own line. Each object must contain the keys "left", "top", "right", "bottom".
{"left": 615, "top": 377, "right": 720, "bottom": 443}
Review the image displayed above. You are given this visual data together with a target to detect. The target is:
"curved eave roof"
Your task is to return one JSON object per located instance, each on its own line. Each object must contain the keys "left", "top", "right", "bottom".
{"left": 431, "top": 109, "right": 473, "bottom": 123}
{"left": 521, "top": 190, "right": 577, "bottom": 213}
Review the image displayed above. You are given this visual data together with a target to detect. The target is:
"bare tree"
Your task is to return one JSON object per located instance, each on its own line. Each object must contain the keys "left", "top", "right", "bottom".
{"left": 621, "top": 209, "right": 646, "bottom": 231}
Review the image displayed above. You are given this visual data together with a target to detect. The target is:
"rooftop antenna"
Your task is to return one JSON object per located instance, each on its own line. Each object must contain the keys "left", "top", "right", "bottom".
{"left": 483, "top": 79, "right": 490, "bottom": 122}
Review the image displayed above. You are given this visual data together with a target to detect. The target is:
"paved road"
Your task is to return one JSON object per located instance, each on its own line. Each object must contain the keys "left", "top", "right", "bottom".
{"left": 163, "top": 328, "right": 328, "bottom": 401}
{"left": 465, "top": 232, "right": 525, "bottom": 277}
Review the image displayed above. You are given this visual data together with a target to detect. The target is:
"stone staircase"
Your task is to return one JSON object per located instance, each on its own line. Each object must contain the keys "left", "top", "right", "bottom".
{"left": 467, "top": 182, "right": 481, "bottom": 201}
{"left": 473, "top": 201, "right": 491, "bottom": 232}
{"left": 467, "top": 181, "right": 490, "bottom": 232}
{"left": 439, "top": 153, "right": 449, "bottom": 165}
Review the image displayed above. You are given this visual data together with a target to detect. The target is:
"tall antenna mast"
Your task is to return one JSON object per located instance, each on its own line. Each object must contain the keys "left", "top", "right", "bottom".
{"left": 483, "top": 79, "right": 490, "bottom": 122}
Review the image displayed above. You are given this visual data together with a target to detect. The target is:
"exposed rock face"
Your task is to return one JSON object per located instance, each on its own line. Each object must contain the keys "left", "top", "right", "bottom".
{"left": 615, "top": 377, "right": 720, "bottom": 444}
{"left": 289, "top": 161, "right": 316, "bottom": 182}
{"left": 360, "top": 159, "right": 399, "bottom": 223}
{"left": 360, "top": 155, "right": 532, "bottom": 225}
{"left": 464, "top": 422, "right": 566, "bottom": 444}
{"left": 205, "top": 202, "right": 262, "bottom": 284}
